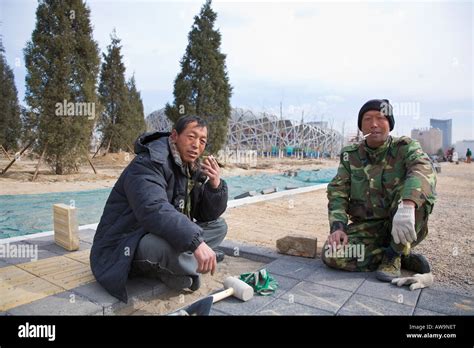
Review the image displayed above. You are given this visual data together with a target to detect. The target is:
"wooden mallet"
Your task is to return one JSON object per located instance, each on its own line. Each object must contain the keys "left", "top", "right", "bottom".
{"left": 211, "top": 276, "right": 254, "bottom": 303}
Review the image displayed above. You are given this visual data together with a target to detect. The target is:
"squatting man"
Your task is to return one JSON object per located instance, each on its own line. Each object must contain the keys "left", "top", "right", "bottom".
{"left": 90, "top": 115, "right": 228, "bottom": 302}
{"left": 322, "top": 99, "right": 437, "bottom": 290}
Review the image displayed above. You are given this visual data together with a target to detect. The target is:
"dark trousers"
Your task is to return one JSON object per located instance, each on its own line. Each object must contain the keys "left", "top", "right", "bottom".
{"left": 131, "top": 218, "right": 227, "bottom": 278}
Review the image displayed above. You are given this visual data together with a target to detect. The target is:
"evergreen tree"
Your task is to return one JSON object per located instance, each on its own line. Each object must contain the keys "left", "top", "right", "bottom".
{"left": 126, "top": 75, "right": 146, "bottom": 145}
{"left": 165, "top": 0, "right": 232, "bottom": 153}
{"left": 24, "top": 0, "right": 100, "bottom": 174}
{"left": 98, "top": 31, "right": 131, "bottom": 153}
{"left": 0, "top": 37, "right": 22, "bottom": 152}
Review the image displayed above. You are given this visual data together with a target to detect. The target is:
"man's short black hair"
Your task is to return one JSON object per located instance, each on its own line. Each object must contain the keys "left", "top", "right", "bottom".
{"left": 174, "top": 115, "right": 208, "bottom": 134}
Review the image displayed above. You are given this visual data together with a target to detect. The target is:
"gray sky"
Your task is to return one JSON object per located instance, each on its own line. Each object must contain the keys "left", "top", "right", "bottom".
{"left": 1, "top": 0, "right": 472, "bottom": 142}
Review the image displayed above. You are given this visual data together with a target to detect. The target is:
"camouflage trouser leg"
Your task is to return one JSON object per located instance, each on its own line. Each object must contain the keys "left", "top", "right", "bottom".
{"left": 321, "top": 204, "right": 431, "bottom": 272}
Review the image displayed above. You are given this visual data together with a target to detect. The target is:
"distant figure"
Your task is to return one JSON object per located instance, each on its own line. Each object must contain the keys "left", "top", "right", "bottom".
{"left": 323, "top": 99, "right": 437, "bottom": 290}
{"left": 466, "top": 148, "right": 472, "bottom": 163}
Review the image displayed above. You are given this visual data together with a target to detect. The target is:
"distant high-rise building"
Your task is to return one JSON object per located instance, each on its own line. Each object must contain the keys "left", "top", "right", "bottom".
{"left": 430, "top": 118, "right": 452, "bottom": 150}
{"left": 411, "top": 128, "right": 443, "bottom": 155}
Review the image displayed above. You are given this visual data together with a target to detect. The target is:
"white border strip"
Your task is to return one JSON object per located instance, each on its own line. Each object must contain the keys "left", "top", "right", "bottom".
{"left": 227, "top": 183, "right": 327, "bottom": 208}
{"left": 0, "top": 184, "right": 327, "bottom": 244}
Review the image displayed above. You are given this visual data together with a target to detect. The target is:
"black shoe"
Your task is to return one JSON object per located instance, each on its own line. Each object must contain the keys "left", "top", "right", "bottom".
{"left": 190, "top": 275, "right": 201, "bottom": 291}
{"left": 158, "top": 273, "right": 193, "bottom": 291}
{"left": 214, "top": 249, "right": 225, "bottom": 263}
{"left": 401, "top": 253, "right": 431, "bottom": 273}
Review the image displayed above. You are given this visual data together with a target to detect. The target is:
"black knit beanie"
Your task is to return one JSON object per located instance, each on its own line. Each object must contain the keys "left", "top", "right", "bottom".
{"left": 358, "top": 99, "right": 395, "bottom": 131}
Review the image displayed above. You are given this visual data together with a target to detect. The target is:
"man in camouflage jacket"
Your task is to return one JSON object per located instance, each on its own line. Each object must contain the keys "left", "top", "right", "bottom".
{"left": 322, "top": 99, "right": 437, "bottom": 289}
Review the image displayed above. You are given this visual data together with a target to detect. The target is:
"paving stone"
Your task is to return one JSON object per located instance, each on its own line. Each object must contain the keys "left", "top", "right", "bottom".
{"left": 0, "top": 265, "right": 64, "bottom": 312}
{"left": 220, "top": 239, "right": 278, "bottom": 263}
{"left": 356, "top": 277, "right": 421, "bottom": 307}
{"left": 209, "top": 308, "right": 229, "bottom": 316}
{"left": 305, "top": 266, "right": 368, "bottom": 292}
{"left": 1, "top": 242, "right": 57, "bottom": 265}
{"left": 77, "top": 229, "right": 96, "bottom": 244}
{"left": 276, "top": 235, "right": 318, "bottom": 258}
{"left": 264, "top": 258, "right": 317, "bottom": 280}
{"left": 39, "top": 240, "right": 92, "bottom": 256}
{"left": 8, "top": 291, "right": 103, "bottom": 315}
{"left": 24, "top": 236, "right": 55, "bottom": 246}
{"left": 282, "top": 281, "right": 352, "bottom": 314}
{"left": 17, "top": 255, "right": 94, "bottom": 290}
{"left": 413, "top": 308, "right": 446, "bottom": 316}
{"left": 337, "top": 294, "right": 415, "bottom": 316}
{"left": 72, "top": 281, "right": 123, "bottom": 314}
{"left": 256, "top": 298, "right": 333, "bottom": 315}
{"left": 417, "top": 288, "right": 474, "bottom": 315}
{"left": 212, "top": 292, "right": 277, "bottom": 315}
{"left": 270, "top": 274, "right": 300, "bottom": 298}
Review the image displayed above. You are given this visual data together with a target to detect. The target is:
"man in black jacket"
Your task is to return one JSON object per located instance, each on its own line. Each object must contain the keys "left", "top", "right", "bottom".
{"left": 90, "top": 115, "right": 228, "bottom": 302}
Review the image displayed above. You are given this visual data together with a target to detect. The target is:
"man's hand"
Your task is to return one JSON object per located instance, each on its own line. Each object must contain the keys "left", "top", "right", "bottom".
{"left": 391, "top": 200, "right": 417, "bottom": 245}
{"left": 193, "top": 242, "right": 217, "bottom": 276}
{"left": 201, "top": 155, "right": 221, "bottom": 189}
{"left": 327, "top": 229, "right": 348, "bottom": 249}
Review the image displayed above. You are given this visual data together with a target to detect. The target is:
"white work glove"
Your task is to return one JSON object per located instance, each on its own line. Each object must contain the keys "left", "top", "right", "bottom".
{"left": 391, "top": 272, "right": 434, "bottom": 291}
{"left": 391, "top": 203, "right": 417, "bottom": 245}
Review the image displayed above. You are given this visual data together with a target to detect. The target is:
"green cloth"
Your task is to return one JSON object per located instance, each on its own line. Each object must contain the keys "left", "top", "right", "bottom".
{"left": 239, "top": 269, "right": 278, "bottom": 296}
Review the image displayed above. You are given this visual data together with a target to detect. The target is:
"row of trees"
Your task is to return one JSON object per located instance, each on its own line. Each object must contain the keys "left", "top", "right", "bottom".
{"left": 1, "top": 0, "right": 232, "bottom": 174}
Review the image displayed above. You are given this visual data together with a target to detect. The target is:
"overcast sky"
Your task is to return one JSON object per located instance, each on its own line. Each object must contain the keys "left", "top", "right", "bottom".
{"left": 1, "top": 0, "right": 472, "bottom": 142}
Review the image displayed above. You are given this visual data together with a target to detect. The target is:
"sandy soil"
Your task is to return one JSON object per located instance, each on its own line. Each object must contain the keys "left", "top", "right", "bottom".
{"left": 114, "top": 256, "right": 265, "bottom": 315}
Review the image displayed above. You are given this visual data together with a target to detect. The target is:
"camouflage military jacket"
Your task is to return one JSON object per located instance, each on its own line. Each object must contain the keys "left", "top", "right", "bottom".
{"left": 327, "top": 136, "right": 437, "bottom": 233}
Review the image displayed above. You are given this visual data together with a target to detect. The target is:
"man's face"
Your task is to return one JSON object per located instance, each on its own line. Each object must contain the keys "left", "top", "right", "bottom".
{"left": 171, "top": 121, "right": 208, "bottom": 164}
{"left": 361, "top": 110, "right": 390, "bottom": 148}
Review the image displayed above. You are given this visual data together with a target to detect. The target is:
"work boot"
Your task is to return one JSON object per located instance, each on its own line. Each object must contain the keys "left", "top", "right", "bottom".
{"left": 375, "top": 248, "right": 401, "bottom": 282}
{"left": 158, "top": 273, "right": 193, "bottom": 291}
{"left": 401, "top": 253, "right": 431, "bottom": 274}
{"left": 214, "top": 249, "right": 225, "bottom": 263}
{"left": 190, "top": 275, "right": 201, "bottom": 291}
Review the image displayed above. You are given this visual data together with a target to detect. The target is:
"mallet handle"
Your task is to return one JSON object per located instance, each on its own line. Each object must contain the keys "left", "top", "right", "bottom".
{"left": 212, "top": 288, "right": 235, "bottom": 303}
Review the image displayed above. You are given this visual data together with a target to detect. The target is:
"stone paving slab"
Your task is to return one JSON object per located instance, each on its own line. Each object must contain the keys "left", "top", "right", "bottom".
{"left": 72, "top": 282, "right": 124, "bottom": 315}
{"left": 77, "top": 228, "right": 96, "bottom": 244}
{"left": 413, "top": 308, "right": 446, "bottom": 316}
{"left": 0, "top": 265, "right": 64, "bottom": 312}
{"left": 212, "top": 292, "right": 278, "bottom": 315}
{"left": 282, "top": 281, "right": 352, "bottom": 314}
{"left": 7, "top": 290, "right": 103, "bottom": 316}
{"left": 256, "top": 298, "right": 333, "bottom": 315}
{"left": 2, "top": 232, "right": 473, "bottom": 316}
{"left": 269, "top": 274, "right": 301, "bottom": 298}
{"left": 38, "top": 240, "right": 92, "bottom": 256}
{"left": 0, "top": 241, "right": 58, "bottom": 265}
{"left": 416, "top": 288, "right": 474, "bottom": 315}
{"left": 356, "top": 277, "right": 421, "bottom": 307}
{"left": 337, "top": 294, "right": 415, "bottom": 316}
{"left": 17, "top": 255, "right": 95, "bottom": 290}
{"left": 305, "top": 266, "right": 368, "bottom": 292}
{"left": 265, "top": 258, "right": 319, "bottom": 280}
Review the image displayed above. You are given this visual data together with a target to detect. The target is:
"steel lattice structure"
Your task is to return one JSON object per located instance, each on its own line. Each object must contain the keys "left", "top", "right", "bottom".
{"left": 146, "top": 108, "right": 342, "bottom": 156}
{"left": 228, "top": 108, "right": 342, "bottom": 156}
